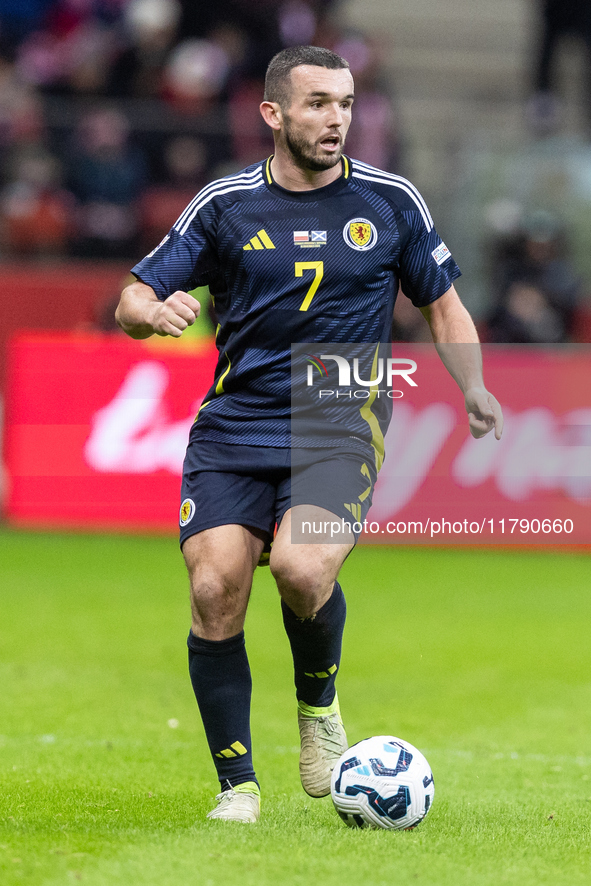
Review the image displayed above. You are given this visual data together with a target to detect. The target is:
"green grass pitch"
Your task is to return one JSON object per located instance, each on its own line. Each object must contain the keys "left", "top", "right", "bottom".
{"left": 1, "top": 528, "right": 590, "bottom": 885}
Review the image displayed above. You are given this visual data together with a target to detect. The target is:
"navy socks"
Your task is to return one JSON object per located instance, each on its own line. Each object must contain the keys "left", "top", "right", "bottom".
{"left": 188, "top": 583, "right": 346, "bottom": 788}
{"left": 281, "top": 581, "right": 347, "bottom": 708}
{"left": 187, "top": 630, "right": 258, "bottom": 789}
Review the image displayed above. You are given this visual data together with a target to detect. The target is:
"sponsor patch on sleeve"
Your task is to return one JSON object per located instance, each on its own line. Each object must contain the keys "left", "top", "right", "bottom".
{"left": 431, "top": 242, "right": 451, "bottom": 266}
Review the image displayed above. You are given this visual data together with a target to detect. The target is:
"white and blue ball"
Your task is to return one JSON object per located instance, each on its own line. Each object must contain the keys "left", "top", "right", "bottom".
{"left": 330, "top": 735, "right": 434, "bottom": 830}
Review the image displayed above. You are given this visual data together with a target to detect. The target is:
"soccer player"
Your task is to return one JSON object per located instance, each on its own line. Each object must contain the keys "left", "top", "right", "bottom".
{"left": 115, "top": 45, "right": 503, "bottom": 823}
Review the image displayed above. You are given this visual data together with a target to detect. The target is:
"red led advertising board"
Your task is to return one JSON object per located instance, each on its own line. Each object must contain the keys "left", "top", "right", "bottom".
{"left": 4, "top": 335, "right": 591, "bottom": 544}
{"left": 4, "top": 334, "right": 218, "bottom": 532}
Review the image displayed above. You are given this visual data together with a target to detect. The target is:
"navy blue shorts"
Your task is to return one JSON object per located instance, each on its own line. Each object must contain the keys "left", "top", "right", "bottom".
{"left": 179, "top": 440, "right": 377, "bottom": 548}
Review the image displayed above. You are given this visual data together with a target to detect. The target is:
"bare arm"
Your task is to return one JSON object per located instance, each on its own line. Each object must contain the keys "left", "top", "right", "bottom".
{"left": 115, "top": 279, "right": 200, "bottom": 340}
{"left": 420, "top": 285, "right": 503, "bottom": 440}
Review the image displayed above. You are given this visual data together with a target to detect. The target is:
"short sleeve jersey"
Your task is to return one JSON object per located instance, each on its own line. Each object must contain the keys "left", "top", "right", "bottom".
{"left": 131, "top": 156, "right": 460, "bottom": 451}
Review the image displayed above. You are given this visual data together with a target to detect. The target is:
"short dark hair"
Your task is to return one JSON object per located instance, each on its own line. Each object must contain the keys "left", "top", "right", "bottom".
{"left": 264, "top": 45, "right": 350, "bottom": 108}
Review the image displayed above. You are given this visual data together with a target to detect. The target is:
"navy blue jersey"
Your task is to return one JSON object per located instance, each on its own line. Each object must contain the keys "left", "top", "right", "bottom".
{"left": 131, "top": 156, "right": 460, "bottom": 453}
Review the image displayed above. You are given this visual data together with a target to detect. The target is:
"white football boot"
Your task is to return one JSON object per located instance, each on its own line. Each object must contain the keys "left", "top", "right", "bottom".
{"left": 298, "top": 696, "right": 348, "bottom": 797}
{"left": 206, "top": 782, "right": 260, "bottom": 823}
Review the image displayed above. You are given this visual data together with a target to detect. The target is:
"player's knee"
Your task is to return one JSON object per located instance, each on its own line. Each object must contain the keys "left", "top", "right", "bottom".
{"left": 189, "top": 566, "right": 240, "bottom": 607}
{"left": 189, "top": 569, "right": 248, "bottom": 636}
{"left": 270, "top": 552, "right": 324, "bottom": 600}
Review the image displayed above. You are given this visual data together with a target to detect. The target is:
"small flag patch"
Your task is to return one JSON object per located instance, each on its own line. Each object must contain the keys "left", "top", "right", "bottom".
{"left": 294, "top": 230, "right": 326, "bottom": 247}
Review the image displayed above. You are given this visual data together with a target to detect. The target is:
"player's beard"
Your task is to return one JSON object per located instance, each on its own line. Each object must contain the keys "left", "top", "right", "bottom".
{"left": 282, "top": 114, "right": 343, "bottom": 172}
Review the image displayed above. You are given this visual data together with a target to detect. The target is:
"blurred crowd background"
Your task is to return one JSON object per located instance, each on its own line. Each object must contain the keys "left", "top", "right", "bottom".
{"left": 1, "top": 0, "right": 591, "bottom": 344}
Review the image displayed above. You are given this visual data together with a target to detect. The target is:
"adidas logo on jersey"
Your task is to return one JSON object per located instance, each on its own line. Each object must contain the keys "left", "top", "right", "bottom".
{"left": 243, "top": 229, "right": 276, "bottom": 250}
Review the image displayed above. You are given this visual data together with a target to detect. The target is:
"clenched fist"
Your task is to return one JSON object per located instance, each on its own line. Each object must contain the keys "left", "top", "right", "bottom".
{"left": 150, "top": 290, "right": 201, "bottom": 337}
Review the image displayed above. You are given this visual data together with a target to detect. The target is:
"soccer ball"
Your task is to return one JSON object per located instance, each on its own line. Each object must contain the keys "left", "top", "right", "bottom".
{"left": 330, "top": 735, "right": 434, "bottom": 830}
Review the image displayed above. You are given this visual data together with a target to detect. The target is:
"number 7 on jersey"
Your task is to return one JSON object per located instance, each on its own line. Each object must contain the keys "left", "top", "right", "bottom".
{"left": 296, "top": 261, "right": 324, "bottom": 311}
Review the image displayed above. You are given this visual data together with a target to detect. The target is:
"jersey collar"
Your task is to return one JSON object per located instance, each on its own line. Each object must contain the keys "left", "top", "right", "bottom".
{"left": 263, "top": 155, "right": 351, "bottom": 201}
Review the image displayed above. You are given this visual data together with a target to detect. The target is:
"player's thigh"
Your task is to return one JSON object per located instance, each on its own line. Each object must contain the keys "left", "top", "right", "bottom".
{"left": 183, "top": 524, "right": 267, "bottom": 638}
{"left": 270, "top": 507, "right": 353, "bottom": 615}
